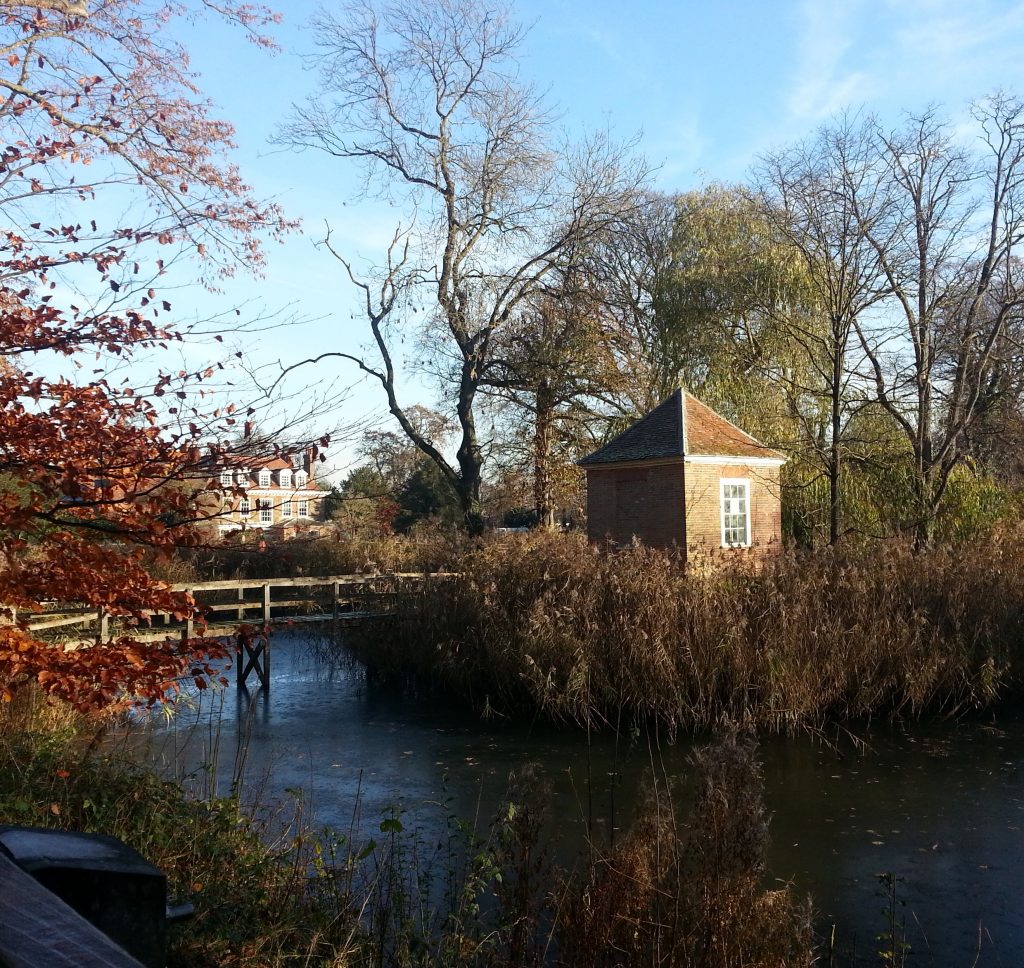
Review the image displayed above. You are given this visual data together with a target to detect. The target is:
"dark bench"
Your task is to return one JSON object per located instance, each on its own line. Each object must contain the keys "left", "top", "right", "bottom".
{"left": 0, "top": 826, "right": 172, "bottom": 968}
{"left": 0, "top": 850, "right": 145, "bottom": 967}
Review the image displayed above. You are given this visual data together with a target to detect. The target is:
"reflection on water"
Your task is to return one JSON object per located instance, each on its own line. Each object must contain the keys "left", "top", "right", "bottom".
{"left": 120, "top": 632, "right": 1024, "bottom": 965}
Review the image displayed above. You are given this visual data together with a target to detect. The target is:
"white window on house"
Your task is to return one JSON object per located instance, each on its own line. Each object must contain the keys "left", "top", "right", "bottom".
{"left": 281, "top": 499, "right": 292, "bottom": 519}
{"left": 720, "top": 479, "right": 751, "bottom": 548}
{"left": 236, "top": 468, "right": 249, "bottom": 485}
{"left": 258, "top": 498, "right": 272, "bottom": 524}
{"left": 294, "top": 470, "right": 308, "bottom": 489}
{"left": 258, "top": 469, "right": 271, "bottom": 487}
{"left": 297, "top": 499, "right": 309, "bottom": 518}
{"left": 239, "top": 497, "right": 250, "bottom": 517}
{"left": 219, "top": 469, "right": 233, "bottom": 487}
{"left": 279, "top": 469, "right": 292, "bottom": 488}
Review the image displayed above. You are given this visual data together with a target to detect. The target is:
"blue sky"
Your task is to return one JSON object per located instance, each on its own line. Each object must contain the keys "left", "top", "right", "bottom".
{"left": 170, "top": 0, "right": 1024, "bottom": 472}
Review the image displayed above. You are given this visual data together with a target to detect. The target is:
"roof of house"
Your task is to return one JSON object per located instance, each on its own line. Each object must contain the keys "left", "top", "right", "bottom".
{"left": 578, "top": 389, "right": 785, "bottom": 466}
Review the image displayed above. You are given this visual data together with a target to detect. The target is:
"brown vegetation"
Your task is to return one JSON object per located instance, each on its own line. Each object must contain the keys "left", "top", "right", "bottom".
{"left": 556, "top": 734, "right": 814, "bottom": 968}
{"left": 348, "top": 530, "right": 1024, "bottom": 732}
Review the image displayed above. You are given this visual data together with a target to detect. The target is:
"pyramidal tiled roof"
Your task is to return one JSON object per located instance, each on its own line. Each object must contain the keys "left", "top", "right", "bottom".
{"left": 579, "top": 389, "right": 785, "bottom": 466}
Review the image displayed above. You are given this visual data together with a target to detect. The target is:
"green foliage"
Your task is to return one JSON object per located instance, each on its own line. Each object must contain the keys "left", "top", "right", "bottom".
{"left": 394, "top": 461, "right": 461, "bottom": 533}
{"left": 501, "top": 507, "right": 537, "bottom": 528}
{"left": 651, "top": 186, "right": 816, "bottom": 437}
{"left": 935, "top": 465, "right": 1020, "bottom": 545}
{"left": 341, "top": 466, "right": 391, "bottom": 500}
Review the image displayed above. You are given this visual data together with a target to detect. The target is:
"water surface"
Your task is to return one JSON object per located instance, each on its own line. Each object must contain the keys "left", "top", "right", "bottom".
{"left": 123, "top": 633, "right": 1024, "bottom": 966}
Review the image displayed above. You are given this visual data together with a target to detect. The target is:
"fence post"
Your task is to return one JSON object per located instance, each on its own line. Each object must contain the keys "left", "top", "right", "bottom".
{"left": 333, "top": 582, "right": 340, "bottom": 621}
{"left": 262, "top": 583, "right": 271, "bottom": 623}
{"left": 96, "top": 610, "right": 108, "bottom": 643}
{"left": 182, "top": 588, "right": 193, "bottom": 648}
{"left": 236, "top": 632, "right": 244, "bottom": 689}
{"left": 237, "top": 585, "right": 246, "bottom": 621}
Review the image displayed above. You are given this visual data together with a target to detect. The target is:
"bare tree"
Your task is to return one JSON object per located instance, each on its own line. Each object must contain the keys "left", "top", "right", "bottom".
{"left": 481, "top": 270, "right": 623, "bottom": 528}
{"left": 759, "top": 117, "right": 891, "bottom": 545}
{"left": 279, "top": 0, "right": 647, "bottom": 531}
{"left": 853, "top": 95, "right": 1024, "bottom": 543}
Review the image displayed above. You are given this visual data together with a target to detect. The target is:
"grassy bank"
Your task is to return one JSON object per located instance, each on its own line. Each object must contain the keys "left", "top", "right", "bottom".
{"left": 0, "top": 693, "right": 361, "bottom": 966}
{"left": 349, "top": 531, "right": 1024, "bottom": 732}
{"left": 0, "top": 692, "right": 816, "bottom": 967}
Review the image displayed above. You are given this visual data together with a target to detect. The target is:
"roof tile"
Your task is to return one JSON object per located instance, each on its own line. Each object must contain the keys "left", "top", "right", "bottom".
{"left": 579, "top": 389, "right": 784, "bottom": 466}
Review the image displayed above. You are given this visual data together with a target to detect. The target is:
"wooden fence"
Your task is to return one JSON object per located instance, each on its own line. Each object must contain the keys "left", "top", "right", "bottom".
{"left": 17, "top": 573, "right": 447, "bottom": 689}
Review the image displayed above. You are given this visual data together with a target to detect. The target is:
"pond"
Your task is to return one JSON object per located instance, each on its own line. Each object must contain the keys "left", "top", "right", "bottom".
{"left": 121, "top": 632, "right": 1024, "bottom": 966}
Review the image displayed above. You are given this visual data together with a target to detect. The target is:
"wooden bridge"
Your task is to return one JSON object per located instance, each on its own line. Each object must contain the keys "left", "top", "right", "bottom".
{"left": 23, "top": 573, "right": 442, "bottom": 690}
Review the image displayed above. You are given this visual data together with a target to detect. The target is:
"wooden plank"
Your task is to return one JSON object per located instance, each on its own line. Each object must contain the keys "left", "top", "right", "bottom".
{"left": 25, "top": 614, "right": 97, "bottom": 632}
{"left": 0, "top": 852, "right": 145, "bottom": 968}
{"left": 168, "top": 572, "right": 451, "bottom": 593}
{"left": 70, "top": 612, "right": 387, "bottom": 645}
{"left": 204, "top": 601, "right": 263, "bottom": 614}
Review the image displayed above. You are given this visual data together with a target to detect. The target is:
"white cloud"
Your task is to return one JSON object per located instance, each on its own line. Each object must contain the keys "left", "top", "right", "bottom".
{"left": 787, "top": 0, "right": 874, "bottom": 122}
{"left": 782, "top": 0, "right": 1024, "bottom": 140}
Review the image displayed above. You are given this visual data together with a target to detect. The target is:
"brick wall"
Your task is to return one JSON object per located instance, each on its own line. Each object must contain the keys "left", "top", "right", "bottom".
{"left": 585, "top": 460, "right": 783, "bottom": 560}
{"left": 684, "top": 463, "right": 782, "bottom": 561}
{"left": 585, "top": 461, "right": 686, "bottom": 550}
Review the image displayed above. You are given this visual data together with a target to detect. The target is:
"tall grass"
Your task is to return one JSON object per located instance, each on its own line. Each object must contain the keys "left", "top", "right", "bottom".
{"left": 350, "top": 531, "right": 1024, "bottom": 732}
{"left": 555, "top": 733, "right": 814, "bottom": 968}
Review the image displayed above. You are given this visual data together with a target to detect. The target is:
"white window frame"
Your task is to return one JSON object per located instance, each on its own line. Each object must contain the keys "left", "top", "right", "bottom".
{"left": 236, "top": 468, "right": 249, "bottom": 485}
{"left": 219, "top": 469, "right": 233, "bottom": 487}
{"left": 258, "top": 469, "right": 272, "bottom": 487}
{"left": 294, "top": 470, "right": 307, "bottom": 489}
{"left": 281, "top": 498, "right": 292, "bottom": 519}
{"left": 297, "top": 499, "right": 309, "bottom": 518}
{"left": 279, "top": 469, "right": 292, "bottom": 488}
{"left": 720, "top": 478, "right": 751, "bottom": 548}
{"left": 239, "top": 497, "right": 250, "bottom": 517}
{"left": 258, "top": 498, "right": 272, "bottom": 524}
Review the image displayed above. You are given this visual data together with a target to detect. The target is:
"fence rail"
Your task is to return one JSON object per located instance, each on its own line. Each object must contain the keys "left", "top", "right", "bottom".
{"left": 11, "top": 572, "right": 452, "bottom": 690}
{"left": 19, "top": 573, "right": 449, "bottom": 640}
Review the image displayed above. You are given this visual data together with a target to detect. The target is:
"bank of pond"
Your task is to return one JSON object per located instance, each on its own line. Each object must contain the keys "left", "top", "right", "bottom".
{"left": 80, "top": 632, "right": 1021, "bottom": 967}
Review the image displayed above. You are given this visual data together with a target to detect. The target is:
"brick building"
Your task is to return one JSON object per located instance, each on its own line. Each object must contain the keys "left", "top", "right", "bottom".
{"left": 579, "top": 389, "right": 785, "bottom": 560}
{"left": 202, "top": 447, "right": 326, "bottom": 539}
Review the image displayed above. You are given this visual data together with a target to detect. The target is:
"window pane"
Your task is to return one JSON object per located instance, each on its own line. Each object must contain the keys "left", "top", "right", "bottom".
{"left": 721, "top": 481, "right": 749, "bottom": 546}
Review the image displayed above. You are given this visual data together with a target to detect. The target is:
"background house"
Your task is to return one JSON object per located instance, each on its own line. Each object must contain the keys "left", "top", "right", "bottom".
{"left": 203, "top": 447, "right": 326, "bottom": 539}
{"left": 579, "top": 389, "right": 785, "bottom": 560}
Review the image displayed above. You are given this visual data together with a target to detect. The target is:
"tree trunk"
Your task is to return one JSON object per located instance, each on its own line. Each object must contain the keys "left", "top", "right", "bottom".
{"left": 533, "top": 378, "right": 556, "bottom": 529}
{"left": 829, "top": 345, "right": 843, "bottom": 546}
{"left": 455, "top": 383, "right": 485, "bottom": 534}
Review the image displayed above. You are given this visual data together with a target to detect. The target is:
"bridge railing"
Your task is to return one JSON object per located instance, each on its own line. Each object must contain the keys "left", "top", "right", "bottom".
{"left": 17, "top": 572, "right": 455, "bottom": 644}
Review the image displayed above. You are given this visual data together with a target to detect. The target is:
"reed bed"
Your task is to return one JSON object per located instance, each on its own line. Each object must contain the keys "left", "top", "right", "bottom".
{"left": 352, "top": 531, "right": 1024, "bottom": 731}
